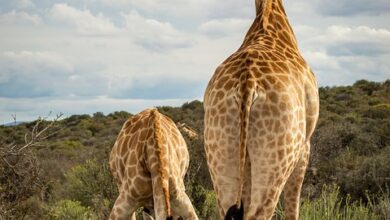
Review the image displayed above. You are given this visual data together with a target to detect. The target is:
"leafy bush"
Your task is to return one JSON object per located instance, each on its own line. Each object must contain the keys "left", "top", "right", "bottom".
{"left": 48, "top": 200, "right": 95, "bottom": 220}
{"left": 340, "top": 147, "right": 390, "bottom": 199}
{"left": 186, "top": 183, "right": 218, "bottom": 220}
{"left": 64, "top": 159, "right": 117, "bottom": 218}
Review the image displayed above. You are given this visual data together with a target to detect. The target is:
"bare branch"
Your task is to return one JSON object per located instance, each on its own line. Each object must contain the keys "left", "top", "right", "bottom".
{"left": 11, "top": 113, "right": 17, "bottom": 126}
{"left": 17, "top": 113, "right": 63, "bottom": 153}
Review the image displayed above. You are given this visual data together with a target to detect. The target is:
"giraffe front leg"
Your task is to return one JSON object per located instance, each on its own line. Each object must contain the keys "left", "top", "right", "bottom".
{"left": 170, "top": 191, "right": 199, "bottom": 220}
{"left": 109, "top": 192, "right": 138, "bottom": 220}
{"left": 283, "top": 145, "right": 310, "bottom": 220}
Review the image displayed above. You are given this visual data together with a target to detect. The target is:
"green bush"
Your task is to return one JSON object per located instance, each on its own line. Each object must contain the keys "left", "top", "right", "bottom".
{"left": 341, "top": 147, "right": 390, "bottom": 199}
{"left": 186, "top": 183, "right": 219, "bottom": 220}
{"left": 64, "top": 159, "right": 117, "bottom": 218}
{"left": 48, "top": 200, "right": 95, "bottom": 220}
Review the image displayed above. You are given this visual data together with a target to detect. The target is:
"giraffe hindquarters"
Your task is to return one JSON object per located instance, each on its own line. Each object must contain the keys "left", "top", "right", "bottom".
{"left": 283, "top": 143, "right": 310, "bottom": 220}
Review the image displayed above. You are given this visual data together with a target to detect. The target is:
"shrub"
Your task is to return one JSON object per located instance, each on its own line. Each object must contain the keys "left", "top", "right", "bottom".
{"left": 48, "top": 200, "right": 95, "bottom": 220}
{"left": 64, "top": 159, "right": 117, "bottom": 218}
{"left": 187, "top": 183, "right": 219, "bottom": 220}
{"left": 340, "top": 147, "right": 390, "bottom": 199}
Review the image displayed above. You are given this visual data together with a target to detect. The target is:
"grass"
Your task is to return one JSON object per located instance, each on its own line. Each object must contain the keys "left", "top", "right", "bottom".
{"left": 274, "top": 185, "right": 389, "bottom": 220}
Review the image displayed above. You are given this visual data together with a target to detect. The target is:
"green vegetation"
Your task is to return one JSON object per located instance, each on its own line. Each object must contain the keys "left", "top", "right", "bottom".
{"left": 1, "top": 80, "right": 389, "bottom": 219}
{"left": 48, "top": 200, "right": 95, "bottom": 220}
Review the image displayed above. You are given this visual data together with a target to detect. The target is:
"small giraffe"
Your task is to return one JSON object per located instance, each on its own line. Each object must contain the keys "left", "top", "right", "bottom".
{"left": 203, "top": 0, "right": 319, "bottom": 220}
{"left": 109, "top": 108, "right": 198, "bottom": 220}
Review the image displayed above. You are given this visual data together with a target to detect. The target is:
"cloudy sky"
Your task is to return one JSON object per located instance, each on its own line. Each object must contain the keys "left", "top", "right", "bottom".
{"left": 0, "top": 0, "right": 389, "bottom": 123}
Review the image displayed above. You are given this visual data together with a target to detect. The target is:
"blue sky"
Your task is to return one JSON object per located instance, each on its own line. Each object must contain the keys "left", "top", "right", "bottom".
{"left": 0, "top": 0, "right": 389, "bottom": 123}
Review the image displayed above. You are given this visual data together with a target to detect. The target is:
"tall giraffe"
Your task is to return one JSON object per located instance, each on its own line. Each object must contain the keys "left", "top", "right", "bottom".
{"left": 203, "top": 0, "right": 319, "bottom": 219}
{"left": 109, "top": 108, "right": 198, "bottom": 220}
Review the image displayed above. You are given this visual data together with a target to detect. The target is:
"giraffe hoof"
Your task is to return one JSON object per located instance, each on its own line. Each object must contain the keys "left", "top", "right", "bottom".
{"left": 225, "top": 202, "right": 244, "bottom": 220}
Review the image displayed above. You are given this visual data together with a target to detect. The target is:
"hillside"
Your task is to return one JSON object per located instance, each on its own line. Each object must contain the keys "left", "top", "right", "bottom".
{"left": 1, "top": 80, "right": 389, "bottom": 219}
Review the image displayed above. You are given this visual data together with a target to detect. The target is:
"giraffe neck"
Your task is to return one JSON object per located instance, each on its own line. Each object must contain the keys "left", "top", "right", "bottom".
{"left": 241, "top": 0, "right": 298, "bottom": 49}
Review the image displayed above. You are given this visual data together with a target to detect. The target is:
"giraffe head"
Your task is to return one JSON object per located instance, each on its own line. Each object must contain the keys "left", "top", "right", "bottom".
{"left": 176, "top": 122, "right": 198, "bottom": 139}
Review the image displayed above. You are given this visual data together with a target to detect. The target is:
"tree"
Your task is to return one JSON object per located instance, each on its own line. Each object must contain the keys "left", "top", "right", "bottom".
{"left": 0, "top": 114, "right": 62, "bottom": 219}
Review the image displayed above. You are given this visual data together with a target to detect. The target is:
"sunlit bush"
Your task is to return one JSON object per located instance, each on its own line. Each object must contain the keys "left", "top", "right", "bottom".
{"left": 48, "top": 200, "right": 95, "bottom": 220}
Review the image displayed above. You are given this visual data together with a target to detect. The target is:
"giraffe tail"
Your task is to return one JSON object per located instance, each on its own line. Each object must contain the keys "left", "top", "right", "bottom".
{"left": 226, "top": 70, "right": 264, "bottom": 219}
{"left": 151, "top": 108, "right": 173, "bottom": 219}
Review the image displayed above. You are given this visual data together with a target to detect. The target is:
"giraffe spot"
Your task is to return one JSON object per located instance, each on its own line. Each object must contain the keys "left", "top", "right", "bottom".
{"left": 119, "top": 161, "right": 125, "bottom": 176}
{"left": 270, "top": 105, "right": 280, "bottom": 117}
{"left": 218, "top": 107, "right": 227, "bottom": 115}
{"left": 260, "top": 66, "right": 272, "bottom": 74}
{"left": 213, "top": 117, "right": 220, "bottom": 127}
{"left": 277, "top": 150, "right": 285, "bottom": 160}
{"left": 248, "top": 51, "right": 259, "bottom": 58}
{"left": 220, "top": 117, "right": 226, "bottom": 128}
{"left": 210, "top": 108, "right": 217, "bottom": 116}
{"left": 279, "top": 102, "right": 288, "bottom": 111}
{"left": 130, "top": 188, "right": 140, "bottom": 198}
{"left": 129, "top": 153, "right": 136, "bottom": 165}
{"left": 276, "top": 62, "right": 289, "bottom": 72}
{"left": 268, "top": 92, "right": 278, "bottom": 103}
{"left": 139, "top": 129, "right": 149, "bottom": 141}
{"left": 267, "top": 76, "right": 277, "bottom": 85}
{"left": 116, "top": 207, "right": 124, "bottom": 215}
{"left": 255, "top": 207, "right": 265, "bottom": 216}
{"left": 273, "top": 120, "right": 281, "bottom": 133}
{"left": 120, "top": 138, "right": 130, "bottom": 156}
{"left": 130, "top": 121, "right": 142, "bottom": 134}
{"left": 209, "top": 128, "right": 219, "bottom": 139}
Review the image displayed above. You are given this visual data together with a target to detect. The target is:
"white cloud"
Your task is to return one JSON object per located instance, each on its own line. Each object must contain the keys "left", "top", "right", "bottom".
{"left": 300, "top": 25, "right": 390, "bottom": 85}
{"left": 0, "top": 10, "right": 41, "bottom": 25}
{"left": 326, "top": 25, "right": 390, "bottom": 42}
{"left": 50, "top": 3, "right": 119, "bottom": 35}
{"left": 100, "top": 0, "right": 249, "bottom": 19}
{"left": 122, "top": 10, "right": 192, "bottom": 50}
{"left": 1, "top": 51, "right": 74, "bottom": 74}
{"left": 0, "top": 50, "right": 109, "bottom": 98}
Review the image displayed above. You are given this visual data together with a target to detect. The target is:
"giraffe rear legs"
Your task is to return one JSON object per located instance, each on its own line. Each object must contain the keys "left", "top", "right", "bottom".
{"left": 170, "top": 191, "right": 199, "bottom": 220}
{"left": 109, "top": 192, "right": 138, "bottom": 220}
{"left": 283, "top": 145, "right": 310, "bottom": 220}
